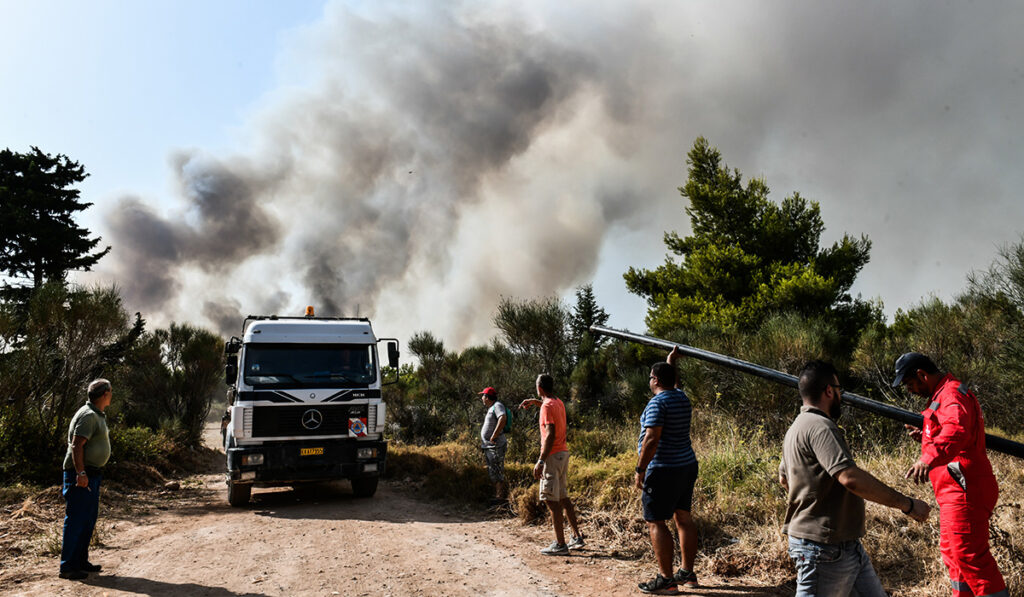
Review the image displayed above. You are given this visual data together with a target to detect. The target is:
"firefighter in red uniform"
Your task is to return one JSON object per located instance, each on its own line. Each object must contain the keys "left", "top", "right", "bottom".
{"left": 893, "top": 352, "right": 1007, "bottom": 597}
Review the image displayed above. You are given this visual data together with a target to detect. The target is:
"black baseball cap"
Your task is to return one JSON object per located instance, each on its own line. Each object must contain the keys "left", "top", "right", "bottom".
{"left": 891, "top": 352, "right": 937, "bottom": 387}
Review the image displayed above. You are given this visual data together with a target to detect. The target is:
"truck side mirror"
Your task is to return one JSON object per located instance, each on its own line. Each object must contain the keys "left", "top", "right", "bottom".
{"left": 225, "top": 355, "right": 238, "bottom": 386}
{"left": 387, "top": 341, "right": 400, "bottom": 369}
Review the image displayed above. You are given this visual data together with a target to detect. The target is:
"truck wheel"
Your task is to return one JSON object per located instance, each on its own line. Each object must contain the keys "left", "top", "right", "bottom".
{"left": 227, "top": 481, "right": 252, "bottom": 507}
{"left": 350, "top": 476, "right": 378, "bottom": 498}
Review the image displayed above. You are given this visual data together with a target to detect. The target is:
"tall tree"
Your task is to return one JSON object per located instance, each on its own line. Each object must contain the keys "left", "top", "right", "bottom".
{"left": 0, "top": 147, "right": 110, "bottom": 298}
{"left": 624, "top": 137, "right": 877, "bottom": 342}
{"left": 568, "top": 283, "right": 609, "bottom": 364}
{"left": 567, "top": 284, "right": 613, "bottom": 414}
{"left": 117, "top": 323, "right": 223, "bottom": 446}
{"left": 494, "top": 295, "right": 570, "bottom": 379}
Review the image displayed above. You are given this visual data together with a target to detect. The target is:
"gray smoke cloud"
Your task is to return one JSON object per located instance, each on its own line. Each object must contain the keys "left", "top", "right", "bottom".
{"left": 99, "top": 1, "right": 1024, "bottom": 345}
{"left": 107, "top": 153, "right": 281, "bottom": 308}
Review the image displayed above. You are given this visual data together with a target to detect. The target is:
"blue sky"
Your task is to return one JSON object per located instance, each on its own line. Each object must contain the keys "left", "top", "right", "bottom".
{"left": 1, "top": 1, "right": 325, "bottom": 225}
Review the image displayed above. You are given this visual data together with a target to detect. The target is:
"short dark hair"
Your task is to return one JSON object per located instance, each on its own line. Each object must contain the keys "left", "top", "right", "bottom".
{"left": 798, "top": 361, "right": 837, "bottom": 401}
{"left": 87, "top": 379, "right": 111, "bottom": 402}
{"left": 536, "top": 373, "right": 554, "bottom": 393}
{"left": 651, "top": 362, "right": 677, "bottom": 388}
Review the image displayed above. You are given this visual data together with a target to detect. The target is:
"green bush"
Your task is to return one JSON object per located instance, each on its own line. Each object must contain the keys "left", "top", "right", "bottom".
{"left": 0, "top": 407, "right": 62, "bottom": 481}
{"left": 108, "top": 425, "right": 172, "bottom": 466}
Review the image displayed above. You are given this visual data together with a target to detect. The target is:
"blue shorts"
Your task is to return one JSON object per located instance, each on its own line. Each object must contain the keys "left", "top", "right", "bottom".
{"left": 642, "top": 462, "right": 698, "bottom": 521}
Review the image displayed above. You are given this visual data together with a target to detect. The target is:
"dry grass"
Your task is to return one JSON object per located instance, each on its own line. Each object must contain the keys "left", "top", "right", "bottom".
{"left": 387, "top": 415, "right": 1024, "bottom": 596}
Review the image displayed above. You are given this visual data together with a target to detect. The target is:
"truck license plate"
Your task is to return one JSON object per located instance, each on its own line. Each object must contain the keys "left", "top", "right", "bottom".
{"left": 300, "top": 447, "right": 324, "bottom": 456}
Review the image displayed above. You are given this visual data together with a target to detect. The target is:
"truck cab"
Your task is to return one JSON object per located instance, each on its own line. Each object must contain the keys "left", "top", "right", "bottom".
{"left": 223, "top": 314, "right": 399, "bottom": 506}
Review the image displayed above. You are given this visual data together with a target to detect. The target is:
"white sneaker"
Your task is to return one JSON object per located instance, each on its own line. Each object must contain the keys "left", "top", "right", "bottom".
{"left": 567, "top": 534, "right": 586, "bottom": 550}
{"left": 540, "top": 541, "right": 569, "bottom": 556}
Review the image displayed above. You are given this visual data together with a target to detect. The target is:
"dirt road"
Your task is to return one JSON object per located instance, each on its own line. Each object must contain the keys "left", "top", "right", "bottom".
{"left": 2, "top": 430, "right": 788, "bottom": 597}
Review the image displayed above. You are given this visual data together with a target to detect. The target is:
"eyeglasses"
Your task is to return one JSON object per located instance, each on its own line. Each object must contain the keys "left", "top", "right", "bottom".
{"left": 829, "top": 384, "right": 843, "bottom": 393}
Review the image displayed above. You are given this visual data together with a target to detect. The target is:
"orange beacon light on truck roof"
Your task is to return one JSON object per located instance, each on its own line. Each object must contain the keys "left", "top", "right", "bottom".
{"left": 305, "top": 306, "right": 315, "bottom": 317}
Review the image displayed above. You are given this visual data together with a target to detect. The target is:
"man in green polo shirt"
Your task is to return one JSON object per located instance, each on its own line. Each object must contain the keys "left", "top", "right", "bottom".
{"left": 59, "top": 379, "right": 112, "bottom": 580}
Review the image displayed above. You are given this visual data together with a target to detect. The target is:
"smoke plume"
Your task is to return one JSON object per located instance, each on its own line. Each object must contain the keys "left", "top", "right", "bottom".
{"left": 100, "top": 1, "right": 1024, "bottom": 345}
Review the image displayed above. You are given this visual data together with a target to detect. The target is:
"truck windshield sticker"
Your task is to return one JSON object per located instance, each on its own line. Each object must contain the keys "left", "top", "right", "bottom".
{"left": 349, "top": 418, "right": 368, "bottom": 437}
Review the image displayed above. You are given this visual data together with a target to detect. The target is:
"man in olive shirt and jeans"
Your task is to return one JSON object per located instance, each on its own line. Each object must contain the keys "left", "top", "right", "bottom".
{"left": 59, "top": 379, "right": 113, "bottom": 580}
{"left": 779, "top": 361, "right": 931, "bottom": 596}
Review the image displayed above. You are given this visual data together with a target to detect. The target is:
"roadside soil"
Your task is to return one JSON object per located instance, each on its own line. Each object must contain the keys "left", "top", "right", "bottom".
{"left": 0, "top": 427, "right": 791, "bottom": 597}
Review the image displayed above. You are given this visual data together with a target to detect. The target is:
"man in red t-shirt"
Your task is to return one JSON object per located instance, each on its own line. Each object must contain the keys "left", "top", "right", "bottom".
{"left": 520, "top": 373, "right": 584, "bottom": 555}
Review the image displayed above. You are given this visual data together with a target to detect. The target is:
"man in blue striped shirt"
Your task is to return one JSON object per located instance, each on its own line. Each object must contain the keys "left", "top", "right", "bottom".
{"left": 636, "top": 349, "right": 699, "bottom": 595}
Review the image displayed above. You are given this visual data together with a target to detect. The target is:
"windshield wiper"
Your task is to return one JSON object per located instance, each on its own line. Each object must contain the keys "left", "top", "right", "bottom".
{"left": 298, "top": 372, "right": 364, "bottom": 383}
{"left": 244, "top": 372, "right": 297, "bottom": 381}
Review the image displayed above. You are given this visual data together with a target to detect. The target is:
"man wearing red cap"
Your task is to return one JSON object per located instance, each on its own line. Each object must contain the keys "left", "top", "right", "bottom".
{"left": 894, "top": 352, "right": 1007, "bottom": 597}
{"left": 478, "top": 387, "right": 508, "bottom": 502}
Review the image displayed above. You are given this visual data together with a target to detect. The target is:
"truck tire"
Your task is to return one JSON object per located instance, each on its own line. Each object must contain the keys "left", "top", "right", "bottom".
{"left": 227, "top": 481, "right": 252, "bottom": 507}
{"left": 350, "top": 476, "right": 378, "bottom": 498}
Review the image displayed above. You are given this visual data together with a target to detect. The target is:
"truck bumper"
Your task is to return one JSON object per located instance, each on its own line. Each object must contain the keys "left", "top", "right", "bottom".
{"left": 227, "top": 439, "right": 387, "bottom": 485}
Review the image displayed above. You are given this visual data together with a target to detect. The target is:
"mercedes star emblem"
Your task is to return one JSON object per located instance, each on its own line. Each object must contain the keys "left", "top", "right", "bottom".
{"left": 301, "top": 409, "right": 323, "bottom": 430}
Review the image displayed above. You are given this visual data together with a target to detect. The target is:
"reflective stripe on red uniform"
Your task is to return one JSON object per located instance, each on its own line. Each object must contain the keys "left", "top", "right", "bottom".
{"left": 921, "top": 374, "right": 1006, "bottom": 597}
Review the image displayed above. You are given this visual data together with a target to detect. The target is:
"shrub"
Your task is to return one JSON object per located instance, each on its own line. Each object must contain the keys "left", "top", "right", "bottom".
{"left": 108, "top": 425, "right": 173, "bottom": 466}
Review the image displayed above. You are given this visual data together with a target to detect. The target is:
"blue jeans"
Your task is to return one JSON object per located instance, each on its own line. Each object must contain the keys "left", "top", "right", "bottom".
{"left": 787, "top": 536, "right": 887, "bottom": 597}
{"left": 60, "top": 469, "right": 102, "bottom": 572}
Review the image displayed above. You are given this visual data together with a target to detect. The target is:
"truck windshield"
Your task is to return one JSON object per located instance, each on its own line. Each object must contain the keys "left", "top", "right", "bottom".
{"left": 242, "top": 344, "right": 377, "bottom": 389}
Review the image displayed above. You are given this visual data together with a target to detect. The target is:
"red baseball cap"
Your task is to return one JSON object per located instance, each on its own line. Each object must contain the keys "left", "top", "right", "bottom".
{"left": 478, "top": 387, "right": 497, "bottom": 396}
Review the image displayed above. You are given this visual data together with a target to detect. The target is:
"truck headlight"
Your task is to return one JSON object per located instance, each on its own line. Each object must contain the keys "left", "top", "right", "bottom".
{"left": 357, "top": 448, "right": 377, "bottom": 459}
{"left": 241, "top": 453, "right": 264, "bottom": 466}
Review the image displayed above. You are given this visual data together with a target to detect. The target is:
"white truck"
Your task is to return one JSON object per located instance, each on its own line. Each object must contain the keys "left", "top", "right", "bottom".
{"left": 222, "top": 313, "right": 399, "bottom": 506}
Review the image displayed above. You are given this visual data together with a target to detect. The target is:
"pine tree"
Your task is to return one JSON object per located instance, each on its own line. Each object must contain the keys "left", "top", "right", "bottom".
{"left": 624, "top": 137, "right": 876, "bottom": 340}
{"left": 0, "top": 147, "right": 110, "bottom": 300}
{"left": 569, "top": 284, "right": 609, "bottom": 363}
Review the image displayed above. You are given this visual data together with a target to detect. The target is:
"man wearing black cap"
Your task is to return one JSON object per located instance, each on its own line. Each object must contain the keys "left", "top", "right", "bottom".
{"left": 477, "top": 387, "right": 508, "bottom": 502}
{"left": 893, "top": 352, "right": 1007, "bottom": 597}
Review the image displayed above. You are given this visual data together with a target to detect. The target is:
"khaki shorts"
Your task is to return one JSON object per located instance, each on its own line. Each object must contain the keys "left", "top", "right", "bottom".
{"left": 539, "top": 451, "right": 569, "bottom": 501}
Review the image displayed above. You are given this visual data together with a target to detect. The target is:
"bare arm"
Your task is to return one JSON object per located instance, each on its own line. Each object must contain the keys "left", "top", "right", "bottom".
{"left": 539, "top": 423, "right": 555, "bottom": 461}
{"left": 635, "top": 426, "right": 662, "bottom": 489}
{"left": 667, "top": 347, "right": 682, "bottom": 388}
{"left": 533, "top": 423, "right": 556, "bottom": 480}
{"left": 71, "top": 436, "right": 89, "bottom": 488}
{"left": 835, "top": 465, "right": 929, "bottom": 521}
{"left": 519, "top": 398, "right": 542, "bottom": 410}
{"left": 489, "top": 415, "right": 507, "bottom": 443}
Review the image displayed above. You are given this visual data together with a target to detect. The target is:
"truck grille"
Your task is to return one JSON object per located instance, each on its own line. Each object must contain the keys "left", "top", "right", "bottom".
{"left": 251, "top": 404, "right": 369, "bottom": 438}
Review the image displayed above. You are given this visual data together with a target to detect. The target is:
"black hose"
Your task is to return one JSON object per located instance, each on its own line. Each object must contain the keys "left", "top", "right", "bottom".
{"left": 590, "top": 325, "right": 1024, "bottom": 460}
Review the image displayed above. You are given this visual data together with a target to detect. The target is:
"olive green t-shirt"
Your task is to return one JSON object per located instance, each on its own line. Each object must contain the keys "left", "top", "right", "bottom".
{"left": 779, "top": 406, "right": 864, "bottom": 544}
{"left": 62, "top": 402, "right": 111, "bottom": 470}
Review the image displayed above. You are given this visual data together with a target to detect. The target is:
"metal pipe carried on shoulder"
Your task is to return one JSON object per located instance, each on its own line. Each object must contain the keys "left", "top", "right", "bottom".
{"left": 589, "top": 325, "right": 1024, "bottom": 460}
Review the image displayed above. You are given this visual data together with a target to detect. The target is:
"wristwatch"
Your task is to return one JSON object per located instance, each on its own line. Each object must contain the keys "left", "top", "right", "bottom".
{"left": 635, "top": 466, "right": 645, "bottom": 474}
{"left": 77, "top": 471, "right": 87, "bottom": 477}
